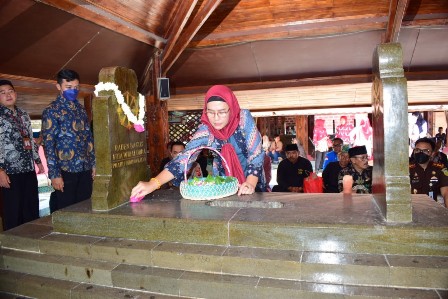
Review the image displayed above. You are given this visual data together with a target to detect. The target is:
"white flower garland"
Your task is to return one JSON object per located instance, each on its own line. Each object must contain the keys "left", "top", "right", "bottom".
{"left": 94, "top": 82, "right": 145, "bottom": 127}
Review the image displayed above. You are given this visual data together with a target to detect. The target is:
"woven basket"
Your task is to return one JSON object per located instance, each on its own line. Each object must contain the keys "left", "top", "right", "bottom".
{"left": 180, "top": 146, "right": 238, "bottom": 200}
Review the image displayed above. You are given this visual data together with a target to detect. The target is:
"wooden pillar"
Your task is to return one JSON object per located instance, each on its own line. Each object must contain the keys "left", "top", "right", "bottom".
{"left": 257, "top": 117, "right": 269, "bottom": 136}
{"left": 426, "top": 111, "right": 434, "bottom": 136}
{"left": 146, "top": 53, "right": 169, "bottom": 177}
{"left": 83, "top": 94, "right": 93, "bottom": 122}
{"left": 295, "top": 115, "right": 309, "bottom": 157}
{"left": 372, "top": 43, "right": 412, "bottom": 222}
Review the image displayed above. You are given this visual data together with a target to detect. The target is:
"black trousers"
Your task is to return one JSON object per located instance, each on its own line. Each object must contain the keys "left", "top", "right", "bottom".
{"left": 1, "top": 171, "right": 39, "bottom": 230}
{"left": 50, "top": 170, "right": 93, "bottom": 213}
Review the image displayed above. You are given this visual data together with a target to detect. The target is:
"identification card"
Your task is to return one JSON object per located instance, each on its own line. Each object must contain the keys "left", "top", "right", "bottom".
{"left": 23, "top": 137, "right": 32, "bottom": 150}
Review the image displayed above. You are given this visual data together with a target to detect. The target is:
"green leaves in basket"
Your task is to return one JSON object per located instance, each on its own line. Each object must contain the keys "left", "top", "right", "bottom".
{"left": 188, "top": 174, "right": 235, "bottom": 186}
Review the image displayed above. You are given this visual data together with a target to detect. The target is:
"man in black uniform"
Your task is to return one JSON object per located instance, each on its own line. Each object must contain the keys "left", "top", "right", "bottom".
{"left": 409, "top": 137, "right": 448, "bottom": 207}
{"left": 322, "top": 150, "right": 350, "bottom": 193}
{"left": 272, "top": 144, "right": 313, "bottom": 192}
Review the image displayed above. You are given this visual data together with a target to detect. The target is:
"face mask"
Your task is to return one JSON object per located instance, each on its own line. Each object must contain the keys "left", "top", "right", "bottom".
{"left": 62, "top": 89, "right": 79, "bottom": 101}
{"left": 414, "top": 152, "right": 430, "bottom": 164}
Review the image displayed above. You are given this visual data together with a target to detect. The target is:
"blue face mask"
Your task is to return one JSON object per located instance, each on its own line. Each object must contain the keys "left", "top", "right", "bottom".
{"left": 62, "top": 89, "right": 79, "bottom": 101}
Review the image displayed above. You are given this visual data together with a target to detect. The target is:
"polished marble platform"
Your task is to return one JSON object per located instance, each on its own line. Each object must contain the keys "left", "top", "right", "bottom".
{"left": 51, "top": 190, "right": 448, "bottom": 256}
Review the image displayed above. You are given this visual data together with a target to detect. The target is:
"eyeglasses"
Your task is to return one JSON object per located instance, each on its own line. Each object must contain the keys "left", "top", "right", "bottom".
{"left": 414, "top": 148, "right": 431, "bottom": 155}
{"left": 0, "top": 89, "right": 15, "bottom": 97}
{"left": 353, "top": 155, "right": 368, "bottom": 161}
{"left": 206, "top": 109, "right": 230, "bottom": 118}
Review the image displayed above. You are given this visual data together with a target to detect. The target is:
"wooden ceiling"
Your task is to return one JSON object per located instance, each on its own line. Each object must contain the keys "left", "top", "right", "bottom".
{"left": 1, "top": 0, "right": 447, "bottom": 117}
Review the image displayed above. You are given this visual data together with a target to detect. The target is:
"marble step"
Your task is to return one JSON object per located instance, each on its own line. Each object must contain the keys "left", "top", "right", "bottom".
{"left": 0, "top": 269, "right": 185, "bottom": 299}
{"left": 0, "top": 255, "right": 445, "bottom": 299}
{"left": 1, "top": 223, "right": 448, "bottom": 290}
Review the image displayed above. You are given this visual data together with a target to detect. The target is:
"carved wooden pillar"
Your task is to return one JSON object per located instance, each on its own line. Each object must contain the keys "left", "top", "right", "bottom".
{"left": 146, "top": 53, "right": 169, "bottom": 177}
{"left": 426, "top": 111, "right": 434, "bottom": 136}
{"left": 372, "top": 43, "right": 411, "bottom": 222}
{"left": 257, "top": 117, "right": 269, "bottom": 136}
{"left": 295, "top": 115, "right": 309, "bottom": 156}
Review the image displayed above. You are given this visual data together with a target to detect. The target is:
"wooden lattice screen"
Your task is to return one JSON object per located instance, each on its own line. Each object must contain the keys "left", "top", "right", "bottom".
{"left": 169, "top": 110, "right": 202, "bottom": 143}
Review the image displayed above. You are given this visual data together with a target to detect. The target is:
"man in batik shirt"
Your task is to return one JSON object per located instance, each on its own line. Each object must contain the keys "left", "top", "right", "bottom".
{"left": 41, "top": 69, "right": 95, "bottom": 212}
{"left": 0, "top": 80, "right": 45, "bottom": 230}
{"left": 338, "top": 145, "right": 372, "bottom": 194}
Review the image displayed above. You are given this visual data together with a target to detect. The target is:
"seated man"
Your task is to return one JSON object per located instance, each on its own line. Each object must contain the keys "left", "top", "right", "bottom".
{"left": 267, "top": 134, "right": 283, "bottom": 164}
{"left": 410, "top": 137, "right": 448, "bottom": 207}
{"left": 272, "top": 144, "right": 313, "bottom": 192}
{"left": 322, "top": 138, "right": 344, "bottom": 170}
{"left": 322, "top": 150, "right": 350, "bottom": 193}
{"left": 159, "top": 141, "right": 202, "bottom": 188}
{"left": 432, "top": 138, "right": 448, "bottom": 168}
{"left": 160, "top": 141, "right": 185, "bottom": 171}
{"left": 338, "top": 145, "right": 373, "bottom": 194}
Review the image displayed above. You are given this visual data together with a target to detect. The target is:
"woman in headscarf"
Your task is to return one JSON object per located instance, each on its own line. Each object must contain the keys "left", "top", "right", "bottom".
{"left": 130, "top": 85, "right": 266, "bottom": 199}
{"left": 349, "top": 116, "right": 373, "bottom": 158}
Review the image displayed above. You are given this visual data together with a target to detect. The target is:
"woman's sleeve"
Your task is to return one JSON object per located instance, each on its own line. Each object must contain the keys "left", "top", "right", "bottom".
{"left": 241, "top": 110, "right": 263, "bottom": 176}
{"left": 165, "top": 124, "right": 210, "bottom": 186}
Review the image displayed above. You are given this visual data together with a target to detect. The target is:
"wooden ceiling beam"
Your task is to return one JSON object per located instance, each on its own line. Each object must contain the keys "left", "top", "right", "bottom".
{"left": 383, "top": 0, "right": 410, "bottom": 43}
{"left": 161, "top": 0, "right": 199, "bottom": 72}
{"left": 403, "top": 18, "right": 448, "bottom": 27}
{"left": 188, "top": 12, "right": 447, "bottom": 49}
{"left": 190, "top": 15, "right": 390, "bottom": 48}
{"left": 4, "top": 70, "right": 447, "bottom": 100}
{"left": 161, "top": 0, "right": 224, "bottom": 74}
{"left": 0, "top": 73, "right": 93, "bottom": 95}
{"left": 172, "top": 71, "right": 448, "bottom": 95}
{"left": 36, "top": 0, "right": 166, "bottom": 47}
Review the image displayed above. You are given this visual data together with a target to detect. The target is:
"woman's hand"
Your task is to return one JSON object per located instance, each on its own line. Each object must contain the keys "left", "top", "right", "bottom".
{"left": 238, "top": 181, "right": 255, "bottom": 196}
{"left": 130, "top": 170, "right": 174, "bottom": 202}
{"left": 130, "top": 181, "right": 155, "bottom": 202}
{"left": 238, "top": 175, "right": 258, "bottom": 196}
{"left": 288, "top": 186, "right": 303, "bottom": 193}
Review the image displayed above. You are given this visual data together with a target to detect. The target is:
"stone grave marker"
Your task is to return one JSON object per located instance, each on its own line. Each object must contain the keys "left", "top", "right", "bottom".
{"left": 91, "top": 67, "right": 149, "bottom": 210}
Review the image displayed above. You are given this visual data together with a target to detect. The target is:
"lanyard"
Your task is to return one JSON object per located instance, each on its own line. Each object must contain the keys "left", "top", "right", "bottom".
{"left": 9, "top": 109, "right": 29, "bottom": 137}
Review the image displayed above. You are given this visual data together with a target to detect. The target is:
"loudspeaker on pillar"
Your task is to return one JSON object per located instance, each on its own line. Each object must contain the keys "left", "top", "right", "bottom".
{"left": 157, "top": 78, "right": 170, "bottom": 100}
